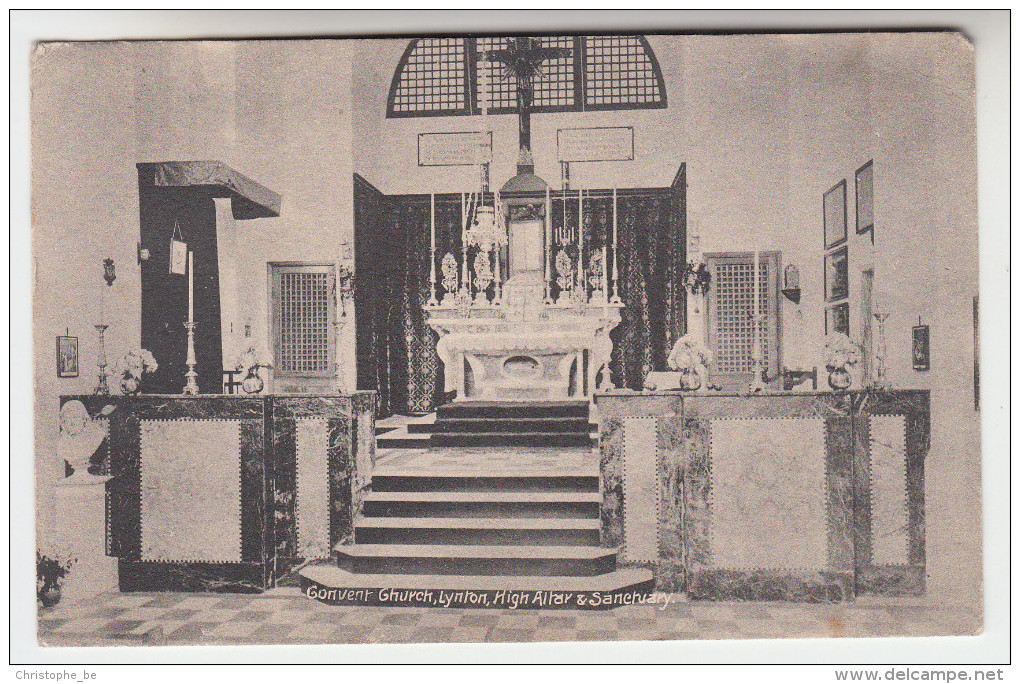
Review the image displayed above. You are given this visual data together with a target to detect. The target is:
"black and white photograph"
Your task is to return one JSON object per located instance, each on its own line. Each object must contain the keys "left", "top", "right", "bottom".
{"left": 12, "top": 9, "right": 1009, "bottom": 673}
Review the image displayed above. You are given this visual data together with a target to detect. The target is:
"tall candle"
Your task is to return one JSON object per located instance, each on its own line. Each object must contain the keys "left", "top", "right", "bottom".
{"left": 545, "top": 187, "right": 551, "bottom": 285}
{"left": 601, "top": 222, "right": 609, "bottom": 298}
{"left": 430, "top": 193, "right": 436, "bottom": 289}
{"left": 188, "top": 250, "right": 194, "bottom": 322}
{"left": 577, "top": 189, "right": 583, "bottom": 292}
{"left": 612, "top": 187, "right": 619, "bottom": 284}
{"left": 752, "top": 250, "right": 760, "bottom": 359}
{"left": 753, "top": 250, "right": 760, "bottom": 319}
{"left": 461, "top": 192, "right": 467, "bottom": 289}
{"left": 562, "top": 189, "right": 567, "bottom": 244}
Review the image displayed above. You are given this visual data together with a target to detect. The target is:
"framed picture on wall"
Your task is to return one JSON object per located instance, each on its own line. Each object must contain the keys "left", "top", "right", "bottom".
{"left": 823, "top": 179, "right": 847, "bottom": 249}
{"left": 824, "top": 245, "right": 849, "bottom": 302}
{"left": 825, "top": 302, "right": 850, "bottom": 336}
{"left": 912, "top": 324, "right": 931, "bottom": 371}
{"left": 855, "top": 159, "right": 874, "bottom": 243}
{"left": 56, "top": 335, "right": 79, "bottom": 377}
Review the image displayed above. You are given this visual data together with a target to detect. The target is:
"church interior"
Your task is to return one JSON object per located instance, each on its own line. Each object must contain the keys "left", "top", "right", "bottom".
{"left": 30, "top": 33, "right": 982, "bottom": 643}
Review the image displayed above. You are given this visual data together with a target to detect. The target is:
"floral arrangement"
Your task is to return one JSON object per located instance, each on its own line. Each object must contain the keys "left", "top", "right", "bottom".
{"left": 682, "top": 261, "right": 712, "bottom": 296}
{"left": 825, "top": 333, "right": 862, "bottom": 371}
{"left": 336, "top": 263, "right": 353, "bottom": 295}
{"left": 114, "top": 348, "right": 158, "bottom": 381}
{"left": 235, "top": 343, "right": 271, "bottom": 374}
{"left": 667, "top": 334, "right": 715, "bottom": 372}
{"left": 37, "top": 546, "right": 76, "bottom": 606}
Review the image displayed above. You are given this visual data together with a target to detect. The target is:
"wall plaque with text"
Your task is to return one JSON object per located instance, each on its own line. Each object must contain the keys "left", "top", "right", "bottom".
{"left": 557, "top": 126, "right": 635, "bottom": 163}
{"left": 418, "top": 131, "right": 493, "bottom": 167}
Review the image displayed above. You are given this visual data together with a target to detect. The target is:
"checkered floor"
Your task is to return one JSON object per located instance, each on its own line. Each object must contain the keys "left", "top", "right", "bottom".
{"left": 37, "top": 588, "right": 981, "bottom": 646}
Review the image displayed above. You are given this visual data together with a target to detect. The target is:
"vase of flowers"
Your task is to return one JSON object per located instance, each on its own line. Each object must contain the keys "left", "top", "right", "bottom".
{"left": 682, "top": 261, "right": 712, "bottom": 296}
{"left": 667, "top": 334, "right": 714, "bottom": 391}
{"left": 235, "top": 344, "right": 271, "bottom": 394}
{"left": 825, "top": 333, "right": 861, "bottom": 391}
{"left": 114, "top": 349, "right": 158, "bottom": 396}
{"left": 37, "top": 549, "right": 76, "bottom": 608}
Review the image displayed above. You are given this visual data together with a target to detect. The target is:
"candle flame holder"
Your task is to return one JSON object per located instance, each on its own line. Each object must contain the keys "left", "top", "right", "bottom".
{"left": 182, "top": 320, "right": 199, "bottom": 395}
{"left": 93, "top": 323, "right": 110, "bottom": 396}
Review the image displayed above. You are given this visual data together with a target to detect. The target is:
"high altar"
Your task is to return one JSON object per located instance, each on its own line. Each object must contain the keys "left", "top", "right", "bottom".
{"left": 424, "top": 184, "right": 625, "bottom": 402}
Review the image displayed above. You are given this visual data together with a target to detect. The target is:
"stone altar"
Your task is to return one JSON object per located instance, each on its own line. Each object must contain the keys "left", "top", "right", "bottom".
{"left": 426, "top": 272, "right": 623, "bottom": 402}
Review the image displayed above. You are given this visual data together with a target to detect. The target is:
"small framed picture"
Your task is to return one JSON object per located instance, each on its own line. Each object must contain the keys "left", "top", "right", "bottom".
{"left": 824, "top": 245, "right": 849, "bottom": 302}
{"left": 912, "top": 324, "right": 930, "bottom": 371}
{"left": 824, "top": 179, "right": 847, "bottom": 249}
{"left": 855, "top": 160, "right": 874, "bottom": 243}
{"left": 825, "top": 302, "right": 850, "bottom": 336}
{"left": 57, "top": 335, "right": 79, "bottom": 378}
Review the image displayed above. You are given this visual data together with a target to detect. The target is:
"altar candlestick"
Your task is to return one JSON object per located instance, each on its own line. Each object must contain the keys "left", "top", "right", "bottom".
{"left": 577, "top": 189, "right": 584, "bottom": 296}
{"left": 428, "top": 193, "right": 438, "bottom": 305}
{"left": 752, "top": 250, "right": 762, "bottom": 374}
{"left": 601, "top": 234, "right": 609, "bottom": 302}
{"left": 544, "top": 187, "right": 552, "bottom": 303}
{"left": 188, "top": 250, "right": 194, "bottom": 322}
{"left": 461, "top": 192, "right": 467, "bottom": 291}
{"left": 753, "top": 250, "right": 760, "bottom": 322}
{"left": 610, "top": 187, "right": 621, "bottom": 303}
{"left": 562, "top": 189, "right": 568, "bottom": 244}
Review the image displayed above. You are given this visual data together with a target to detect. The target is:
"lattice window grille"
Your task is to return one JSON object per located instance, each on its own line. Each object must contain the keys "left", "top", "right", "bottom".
{"left": 389, "top": 35, "right": 665, "bottom": 117}
{"left": 392, "top": 37, "right": 467, "bottom": 113}
{"left": 278, "top": 271, "right": 331, "bottom": 374}
{"left": 584, "top": 35, "right": 663, "bottom": 106}
{"left": 712, "top": 261, "right": 772, "bottom": 374}
{"left": 532, "top": 36, "right": 575, "bottom": 109}
{"left": 476, "top": 36, "right": 517, "bottom": 111}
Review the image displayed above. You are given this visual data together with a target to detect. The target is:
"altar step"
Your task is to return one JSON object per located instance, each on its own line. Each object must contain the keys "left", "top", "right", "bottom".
{"left": 437, "top": 400, "right": 590, "bottom": 420}
{"left": 431, "top": 431, "right": 592, "bottom": 447}
{"left": 337, "top": 544, "right": 617, "bottom": 576}
{"left": 430, "top": 400, "right": 596, "bottom": 448}
{"left": 299, "top": 465, "right": 654, "bottom": 609}
{"left": 371, "top": 473, "right": 599, "bottom": 493}
{"left": 354, "top": 516, "right": 601, "bottom": 546}
{"left": 362, "top": 491, "right": 601, "bottom": 519}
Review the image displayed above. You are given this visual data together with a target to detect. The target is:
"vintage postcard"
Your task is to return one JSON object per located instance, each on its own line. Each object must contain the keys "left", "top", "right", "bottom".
{"left": 29, "top": 27, "right": 985, "bottom": 651}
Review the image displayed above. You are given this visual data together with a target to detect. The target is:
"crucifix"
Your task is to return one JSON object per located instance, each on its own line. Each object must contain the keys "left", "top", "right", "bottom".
{"left": 488, "top": 37, "right": 571, "bottom": 174}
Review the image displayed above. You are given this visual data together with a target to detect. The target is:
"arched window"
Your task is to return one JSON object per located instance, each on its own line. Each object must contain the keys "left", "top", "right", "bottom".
{"left": 387, "top": 35, "right": 667, "bottom": 118}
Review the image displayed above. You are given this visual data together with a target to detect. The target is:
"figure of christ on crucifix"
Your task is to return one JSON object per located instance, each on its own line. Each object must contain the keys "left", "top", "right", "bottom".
{"left": 487, "top": 37, "right": 572, "bottom": 174}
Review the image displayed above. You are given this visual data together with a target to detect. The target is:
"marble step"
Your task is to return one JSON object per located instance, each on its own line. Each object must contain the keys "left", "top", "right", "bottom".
{"left": 300, "top": 565, "right": 656, "bottom": 610}
{"left": 437, "top": 401, "right": 589, "bottom": 420}
{"left": 353, "top": 516, "right": 600, "bottom": 546}
{"left": 428, "top": 417, "right": 594, "bottom": 434}
{"left": 335, "top": 543, "right": 618, "bottom": 576}
{"left": 361, "top": 490, "right": 601, "bottom": 519}
{"left": 430, "top": 431, "right": 593, "bottom": 448}
{"left": 370, "top": 473, "right": 599, "bottom": 494}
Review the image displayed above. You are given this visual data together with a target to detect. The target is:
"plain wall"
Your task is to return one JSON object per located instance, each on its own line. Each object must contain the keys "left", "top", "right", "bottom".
{"left": 32, "top": 40, "right": 355, "bottom": 535}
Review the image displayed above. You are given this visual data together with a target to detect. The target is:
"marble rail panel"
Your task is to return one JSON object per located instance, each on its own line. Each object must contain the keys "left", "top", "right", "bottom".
{"left": 67, "top": 392, "right": 377, "bottom": 593}
{"left": 596, "top": 390, "right": 928, "bottom": 602}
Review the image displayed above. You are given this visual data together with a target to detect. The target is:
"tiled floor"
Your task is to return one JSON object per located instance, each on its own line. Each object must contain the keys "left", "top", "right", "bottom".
{"left": 37, "top": 588, "right": 981, "bottom": 647}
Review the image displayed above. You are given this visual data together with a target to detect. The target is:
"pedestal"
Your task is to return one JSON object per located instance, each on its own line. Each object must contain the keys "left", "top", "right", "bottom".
{"left": 54, "top": 475, "right": 117, "bottom": 602}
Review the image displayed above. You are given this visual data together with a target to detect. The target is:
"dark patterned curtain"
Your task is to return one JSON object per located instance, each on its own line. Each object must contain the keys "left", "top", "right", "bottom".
{"left": 355, "top": 175, "right": 402, "bottom": 417}
{"left": 355, "top": 181, "right": 464, "bottom": 417}
{"left": 609, "top": 181, "right": 687, "bottom": 389}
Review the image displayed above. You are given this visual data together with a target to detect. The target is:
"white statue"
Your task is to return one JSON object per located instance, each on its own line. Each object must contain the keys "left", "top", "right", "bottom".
{"left": 58, "top": 400, "right": 115, "bottom": 482}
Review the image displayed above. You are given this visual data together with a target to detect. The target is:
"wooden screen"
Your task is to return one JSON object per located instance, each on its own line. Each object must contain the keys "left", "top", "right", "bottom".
{"left": 705, "top": 252, "right": 780, "bottom": 390}
{"left": 270, "top": 264, "right": 335, "bottom": 378}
